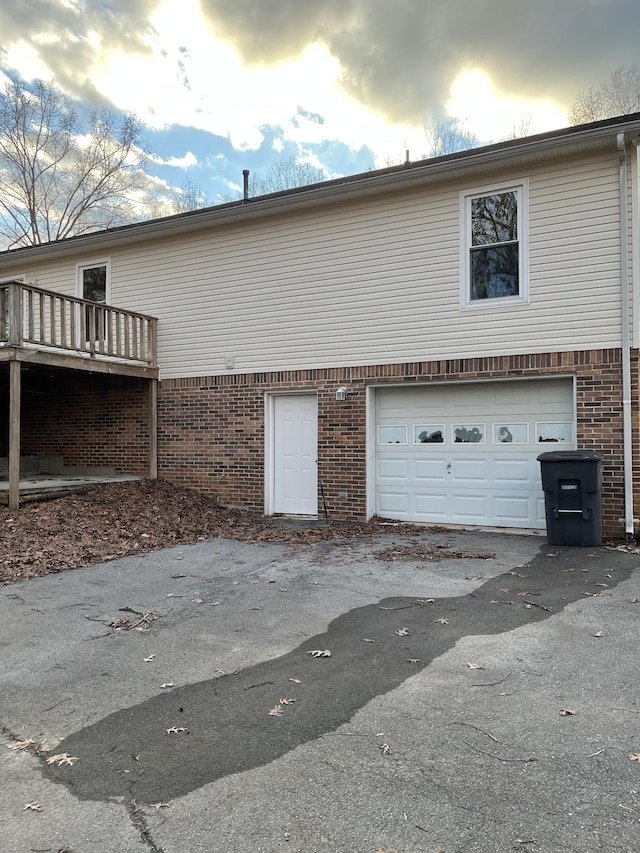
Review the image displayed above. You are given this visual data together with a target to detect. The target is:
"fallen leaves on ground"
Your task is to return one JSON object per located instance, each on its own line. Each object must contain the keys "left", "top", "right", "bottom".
{"left": 6, "top": 739, "right": 35, "bottom": 751}
{"left": 268, "top": 705, "right": 283, "bottom": 717}
{"left": 374, "top": 544, "right": 495, "bottom": 562}
{"left": 45, "top": 753, "right": 78, "bottom": 767}
{"left": 101, "top": 607, "right": 159, "bottom": 633}
{"left": 629, "top": 753, "right": 640, "bottom": 762}
{"left": 394, "top": 627, "right": 410, "bottom": 637}
{"left": 22, "top": 802, "right": 42, "bottom": 812}
{"left": 307, "top": 649, "right": 332, "bottom": 658}
{"left": 0, "top": 480, "right": 464, "bottom": 584}
{"left": 166, "top": 726, "right": 189, "bottom": 734}
{"left": 560, "top": 708, "right": 577, "bottom": 716}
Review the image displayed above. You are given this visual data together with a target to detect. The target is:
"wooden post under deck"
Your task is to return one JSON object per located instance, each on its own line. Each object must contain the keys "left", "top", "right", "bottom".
{"left": 8, "top": 359, "right": 21, "bottom": 510}
{"left": 149, "top": 378, "right": 158, "bottom": 479}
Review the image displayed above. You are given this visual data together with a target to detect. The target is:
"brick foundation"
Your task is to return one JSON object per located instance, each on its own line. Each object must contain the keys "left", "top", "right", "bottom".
{"left": 158, "top": 348, "right": 638, "bottom": 540}
{"left": 18, "top": 370, "right": 151, "bottom": 476}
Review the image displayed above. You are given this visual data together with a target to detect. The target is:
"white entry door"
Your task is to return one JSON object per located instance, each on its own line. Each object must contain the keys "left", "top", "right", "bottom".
{"left": 272, "top": 395, "right": 318, "bottom": 515}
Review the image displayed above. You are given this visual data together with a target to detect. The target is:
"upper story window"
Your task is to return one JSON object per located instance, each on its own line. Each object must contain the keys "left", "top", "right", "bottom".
{"left": 460, "top": 181, "right": 529, "bottom": 309}
{"left": 75, "top": 260, "right": 111, "bottom": 342}
{"left": 76, "top": 260, "right": 111, "bottom": 304}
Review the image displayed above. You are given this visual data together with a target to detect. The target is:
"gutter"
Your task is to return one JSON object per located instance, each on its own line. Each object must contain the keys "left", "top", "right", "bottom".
{"left": 4, "top": 115, "right": 640, "bottom": 266}
{"left": 617, "top": 132, "right": 635, "bottom": 539}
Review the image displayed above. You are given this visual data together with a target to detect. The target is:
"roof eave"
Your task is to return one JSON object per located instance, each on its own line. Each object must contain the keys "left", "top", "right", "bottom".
{"left": 2, "top": 113, "right": 640, "bottom": 265}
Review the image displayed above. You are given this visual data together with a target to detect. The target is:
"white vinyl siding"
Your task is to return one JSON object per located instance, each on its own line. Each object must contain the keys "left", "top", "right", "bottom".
{"left": 0, "top": 151, "right": 627, "bottom": 379}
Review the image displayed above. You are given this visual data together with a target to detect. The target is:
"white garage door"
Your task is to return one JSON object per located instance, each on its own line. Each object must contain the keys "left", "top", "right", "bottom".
{"left": 375, "top": 379, "right": 575, "bottom": 529}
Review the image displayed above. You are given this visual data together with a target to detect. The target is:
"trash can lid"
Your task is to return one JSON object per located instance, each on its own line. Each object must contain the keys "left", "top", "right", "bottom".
{"left": 537, "top": 450, "right": 603, "bottom": 462}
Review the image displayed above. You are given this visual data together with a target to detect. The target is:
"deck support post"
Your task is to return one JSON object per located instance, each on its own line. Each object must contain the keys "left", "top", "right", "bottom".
{"left": 149, "top": 378, "right": 158, "bottom": 479}
{"left": 8, "top": 359, "right": 21, "bottom": 510}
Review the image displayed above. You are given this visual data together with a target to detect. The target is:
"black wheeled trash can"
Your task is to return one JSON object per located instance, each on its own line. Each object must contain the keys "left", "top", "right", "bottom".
{"left": 537, "top": 450, "right": 603, "bottom": 546}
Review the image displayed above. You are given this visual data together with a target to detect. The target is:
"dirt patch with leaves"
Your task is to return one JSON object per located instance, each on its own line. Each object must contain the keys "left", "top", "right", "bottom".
{"left": 0, "top": 479, "right": 472, "bottom": 584}
{"left": 374, "top": 544, "right": 495, "bottom": 562}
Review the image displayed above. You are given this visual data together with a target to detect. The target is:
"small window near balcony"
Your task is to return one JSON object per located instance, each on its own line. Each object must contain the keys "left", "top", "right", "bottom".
{"left": 77, "top": 261, "right": 110, "bottom": 303}
{"left": 460, "top": 181, "right": 528, "bottom": 308}
{"left": 76, "top": 260, "right": 110, "bottom": 342}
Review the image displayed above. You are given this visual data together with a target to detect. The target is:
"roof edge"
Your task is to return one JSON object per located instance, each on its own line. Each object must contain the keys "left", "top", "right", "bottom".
{"left": 2, "top": 111, "right": 640, "bottom": 264}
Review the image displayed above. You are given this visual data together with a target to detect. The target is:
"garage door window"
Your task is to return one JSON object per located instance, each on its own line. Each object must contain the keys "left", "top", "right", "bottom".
{"left": 415, "top": 425, "right": 445, "bottom": 444}
{"left": 460, "top": 180, "right": 529, "bottom": 309}
{"left": 453, "top": 424, "right": 485, "bottom": 443}
{"left": 378, "top": 426, "right": 407, "bottom": 444}
{"left": 536, "top": 422, "right": 572, "bottom": 444}
{"left": 493, "top": 423, "right": 529, "bottom": 444}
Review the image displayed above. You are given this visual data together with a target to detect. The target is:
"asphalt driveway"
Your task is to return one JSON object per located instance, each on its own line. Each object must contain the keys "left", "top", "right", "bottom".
{"left": 1, "top": 527, "right": 639, "bottom": 852}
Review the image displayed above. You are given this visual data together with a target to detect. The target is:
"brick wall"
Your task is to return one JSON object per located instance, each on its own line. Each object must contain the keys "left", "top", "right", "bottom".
{"left": 20, "top": 373, "right": 151, "bottom": 475}
{"left": 157, "top": 349, "right": 636, "bottom": 539}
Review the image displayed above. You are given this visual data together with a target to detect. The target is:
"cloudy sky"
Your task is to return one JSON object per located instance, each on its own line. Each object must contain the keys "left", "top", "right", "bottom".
{"left": 1, "top": 0, "right": 638, "bottom": 203}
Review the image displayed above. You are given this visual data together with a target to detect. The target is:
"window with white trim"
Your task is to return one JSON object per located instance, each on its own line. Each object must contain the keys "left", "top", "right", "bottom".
{"left": 76, "top": 260, "right": 111, "bottom": 304}
{"left": 76, "top": 260, "right": 111, "bottom": 342}
{"left": 460, "top": 181, "right": 528, "bottom": 308}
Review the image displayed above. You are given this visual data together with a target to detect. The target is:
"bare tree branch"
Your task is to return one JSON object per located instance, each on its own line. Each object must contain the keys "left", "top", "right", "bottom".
{"left": 0, "top": 78, "right": 154, "bottom": 248}
{"left": 250, "top": 156, "right": 326, "bottom": 196}
{"left": 168, "top": 176, "right": 210, "bottom": 214}
{"left": 425, "top": 119, "right": 479, "bottom": 158}
{"left": 569, "top": 65, "right": 640, "bottom": 125}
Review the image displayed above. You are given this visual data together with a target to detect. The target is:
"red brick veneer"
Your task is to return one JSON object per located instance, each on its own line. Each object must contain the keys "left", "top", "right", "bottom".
{"left": 19, "top": 372, "right": 150, "bottom": 475}
{"left": 158, "top": 349, "right": 637, "bottom": 539}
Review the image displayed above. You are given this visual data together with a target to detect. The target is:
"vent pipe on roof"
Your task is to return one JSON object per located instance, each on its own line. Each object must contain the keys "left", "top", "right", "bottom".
{"left": 242, "top": 169, "right": 250, "bottom": 202}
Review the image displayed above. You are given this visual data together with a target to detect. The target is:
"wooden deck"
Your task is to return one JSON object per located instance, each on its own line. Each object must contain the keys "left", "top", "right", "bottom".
{"left": 1, "top": 280, "right": 158, "bottom": 509}
{"left": 0, "top": 474, "right": 145, "bottom": 505}
{"left": 0, "top": 280, "right": 158, "bottom": 378}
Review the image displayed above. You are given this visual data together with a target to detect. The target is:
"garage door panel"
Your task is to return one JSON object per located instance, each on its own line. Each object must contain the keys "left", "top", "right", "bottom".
{"left": 536, "top": 383, "right": 573, "bottom": 405}
{"left": 375, "top": 378, "right": 575, "bottom": 529}
{"left": 493, "top": 496, "right": 532, "bottom": 523}
{"left": 414, "top": 493, "right": 449, "bottom": 517}
{"left": 453, "top": 458, "right": 489, "bottom": 482}
{"left": 377, "top": 458, "right": 409, "bottom": 479}
{"left": 492, "top": 458, "right": 532, "bottom": 484}
{"left": 377, "top": 491, "right": 409, "bottom": 515}
{"left": 450, "top": 492, "right": 488, "bottom": 520}
{"left": 450, "top": 387, "right": 487, "bottom": 411}
{"left": 413, "top": 458, "right": 447, "bottom": 482}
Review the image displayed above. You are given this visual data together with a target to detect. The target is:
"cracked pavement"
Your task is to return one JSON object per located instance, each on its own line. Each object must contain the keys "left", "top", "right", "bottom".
{"left": 1, "top": 529, "right": 639, "bottom": 852}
